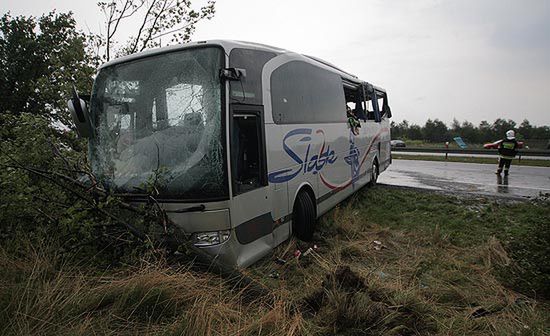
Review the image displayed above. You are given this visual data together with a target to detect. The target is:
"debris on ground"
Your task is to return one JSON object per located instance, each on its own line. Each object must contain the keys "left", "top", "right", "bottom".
{"left": 372, "top": 240, "right": 386, "bottom": 251}
{"left": 293, "top": 244, "right": 319, "bottom": 260}
{"left": 376, "top": 271, "right": 389, "bottom": 279}
{"left": 469, "top": 306, "right": 492, "bottom": 318}
{"left": 274, "top": 257, "right": 286, "bottom": 265}
{"left": 268, "top": 270, "right": 280, "bottom": 279}
{"left": 303, "top": 247, "right": 314, "bottom": 257}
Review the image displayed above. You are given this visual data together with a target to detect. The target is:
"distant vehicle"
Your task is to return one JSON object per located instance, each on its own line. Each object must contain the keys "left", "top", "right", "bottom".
{"left": 68, "top": 40, "right": 392, "bottom": 267}
{"left": 390, "top": 140, "right": 406, "bottom": 148}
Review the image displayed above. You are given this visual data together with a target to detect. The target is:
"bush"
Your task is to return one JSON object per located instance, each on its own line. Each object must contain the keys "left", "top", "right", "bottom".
{"left": 0, "top": 113, "right": 159, "bottom": 265}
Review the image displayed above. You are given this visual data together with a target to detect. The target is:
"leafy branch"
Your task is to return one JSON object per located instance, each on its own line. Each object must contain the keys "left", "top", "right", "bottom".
{"left": 97, "top": 0, "right": 216, "bottom": 61}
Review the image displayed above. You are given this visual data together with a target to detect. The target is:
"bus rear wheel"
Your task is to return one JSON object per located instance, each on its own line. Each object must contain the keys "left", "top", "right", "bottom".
{"left": 292, "top": 191, "right": 316, "bottom": 241}
{"left": 369, "top": 161, "right": 379, "bottom": 186}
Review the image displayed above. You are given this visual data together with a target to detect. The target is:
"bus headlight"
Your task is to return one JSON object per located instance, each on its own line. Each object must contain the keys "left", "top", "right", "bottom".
{"left": 192, "top": 230, "right": 231, "bottom": 247}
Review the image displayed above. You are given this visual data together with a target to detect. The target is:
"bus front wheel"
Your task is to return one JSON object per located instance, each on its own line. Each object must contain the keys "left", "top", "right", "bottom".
{"left": 292, "top": 191, "right": 316, "bottom": 241}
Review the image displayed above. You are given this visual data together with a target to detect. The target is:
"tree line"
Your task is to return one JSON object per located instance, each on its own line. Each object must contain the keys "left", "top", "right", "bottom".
{"left": 391, "top": 118, "right": 550, "bottom": 144}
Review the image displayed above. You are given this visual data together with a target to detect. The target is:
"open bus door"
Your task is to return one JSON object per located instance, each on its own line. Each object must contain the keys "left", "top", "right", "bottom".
{"left": 229, "top": 104, "right": 275, "bottom": 265}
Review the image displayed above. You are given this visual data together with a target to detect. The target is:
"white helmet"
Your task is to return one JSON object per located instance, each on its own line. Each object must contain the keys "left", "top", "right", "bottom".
{"left": 506, "top": 130, "right": 515, "bottom": 140}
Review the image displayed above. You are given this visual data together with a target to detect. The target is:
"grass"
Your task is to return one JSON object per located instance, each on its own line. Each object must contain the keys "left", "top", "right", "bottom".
{"left": 1, "top": 187, "right": 549, "bottom": 335}
{"left": 395, "top": 140, "right": 550, "bottom": 150}
{"left": 401, "top": 140, "right": 484, "bottom": 149}
{"left": 250, "top": 187, "right": 549, "bottom": 335}
{"left": 392, "top": 153, "right": 550, "bottom": 167}
{"left": 0, "top": 244, "right": 306, "bottom": 336}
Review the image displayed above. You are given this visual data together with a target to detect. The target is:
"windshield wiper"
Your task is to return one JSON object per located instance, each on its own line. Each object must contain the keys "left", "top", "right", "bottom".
{"left": 165, "top": 204, "right": 206, "bottom": 213}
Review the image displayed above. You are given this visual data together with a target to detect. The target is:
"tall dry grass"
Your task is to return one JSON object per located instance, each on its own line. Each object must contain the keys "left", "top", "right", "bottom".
{"left": 0, "top": 242, "right": 310, "bottom": 336}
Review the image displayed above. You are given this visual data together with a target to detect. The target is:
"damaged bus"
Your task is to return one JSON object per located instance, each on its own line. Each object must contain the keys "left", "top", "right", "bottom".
{"left": 69, "top": 40, "right": 392, "bottom": 267}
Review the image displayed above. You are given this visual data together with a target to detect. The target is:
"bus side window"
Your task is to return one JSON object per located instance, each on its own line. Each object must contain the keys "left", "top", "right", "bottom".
{"left": 232, "top": 113, "right": 264, "bottom": 194}
{"left": 364, "top": 90, "right": 381, "bottom": 122}
{"left": 343, "top": 85, "right": 366, "bottom": 121}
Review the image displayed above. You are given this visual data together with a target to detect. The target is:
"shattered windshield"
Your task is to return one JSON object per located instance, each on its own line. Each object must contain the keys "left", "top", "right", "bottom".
{"left": 90, "top": 47, "right": 227, "bottom": 200}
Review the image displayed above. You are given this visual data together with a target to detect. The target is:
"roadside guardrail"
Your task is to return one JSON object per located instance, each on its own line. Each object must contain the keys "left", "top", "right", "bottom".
{"left": 391, "top": 147, "right": 550, "bottom": 162}
{"left": 391, "top": 147, "right": 550, "bottom": 156}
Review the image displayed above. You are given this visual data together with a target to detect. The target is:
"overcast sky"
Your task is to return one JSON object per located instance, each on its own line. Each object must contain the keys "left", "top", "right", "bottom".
{"left": 2, "top": 0, "right": 549, "bottom": 126}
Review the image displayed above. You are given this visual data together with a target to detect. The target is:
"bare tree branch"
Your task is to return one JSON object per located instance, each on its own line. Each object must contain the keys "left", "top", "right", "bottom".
{"left": 108, "top": 0, "right": 131, "bottom": 39}
{"left": 113, "top": 3, "right": 146, "bottom": 22}
{"left": 98, "top": 0, "right": 215, "bottom": 58}
{"left": 130, "top": 0, "right": 158, "bottom": 54}
{"left": 139, "top": 0, "right": 169, "bottom": 52}
{"left": 105, "top": 2, "right": 116, "bottom": 61}
{"left": 150, "top": 19, "right": 194, "bottom": 41}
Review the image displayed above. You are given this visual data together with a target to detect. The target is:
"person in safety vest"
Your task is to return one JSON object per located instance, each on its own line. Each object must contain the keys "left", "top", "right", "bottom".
{"left": 494, "top": 130, "right": 519, "bottom": 176}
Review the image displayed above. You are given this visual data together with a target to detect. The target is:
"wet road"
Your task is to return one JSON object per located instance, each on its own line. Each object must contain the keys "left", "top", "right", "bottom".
{"left": 378, "top": 159, "right": 550, "bottom": 199}
{"left": 396, "top": 151, "right": 550, "bottom": 160}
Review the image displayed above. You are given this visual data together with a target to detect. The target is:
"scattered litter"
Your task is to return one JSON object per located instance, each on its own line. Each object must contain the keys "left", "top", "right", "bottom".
{"left": 268, "top": 270, "right": 280, "bottom": 279}
{"left": 372, "top": 240, "right": 385, "bottom": 251}
{"left": 469, "top": 306, "right": 491, "bottom": 318}
{"left": 376, "top": 271, "right": 389, "bottom": 279}
{"left": 293, "top": 245, "right": 318, "bottom": 260}
{"left": 274, "top": 257, "right": 287, "bottom": 265}
{"left": 303, "top": 247, "right": 314, "bottom": 257}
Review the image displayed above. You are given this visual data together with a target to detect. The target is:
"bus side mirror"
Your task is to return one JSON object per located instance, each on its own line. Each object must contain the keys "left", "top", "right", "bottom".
{"left": 68, "top": 86, "right": 92, "bottom": 138}
{"left": 220, "top": 68, "right": 246, "bottom": 81}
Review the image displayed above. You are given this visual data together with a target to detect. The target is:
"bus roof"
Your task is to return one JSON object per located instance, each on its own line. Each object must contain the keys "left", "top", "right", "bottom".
{"left": 99, "top": 39, "right": 382, "bottom": 89}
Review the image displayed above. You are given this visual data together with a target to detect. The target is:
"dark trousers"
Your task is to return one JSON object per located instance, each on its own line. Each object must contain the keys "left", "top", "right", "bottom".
{"left": 497, "top": 158, "right": 512, "bottom": 174}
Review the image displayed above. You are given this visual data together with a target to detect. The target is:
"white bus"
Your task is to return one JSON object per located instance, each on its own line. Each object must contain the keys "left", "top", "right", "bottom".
{"left": 70, "top": 40, "right": 392, "bottom": 267}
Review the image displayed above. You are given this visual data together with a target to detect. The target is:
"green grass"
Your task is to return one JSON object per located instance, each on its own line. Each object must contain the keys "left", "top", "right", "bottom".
{"left": 400, "top": 140, "right": 485, "bottom": 149}
{"left": 1, "top": 187, "right": 549, "bottom": 335}
{"left": 349, "top": 187, "right": 550, "bottom": 297}
{"left": 393, "top": 153, "right": 550, "bottom": 167}
{"left": 346, "top": 186, "right": 548, "bottom": 246}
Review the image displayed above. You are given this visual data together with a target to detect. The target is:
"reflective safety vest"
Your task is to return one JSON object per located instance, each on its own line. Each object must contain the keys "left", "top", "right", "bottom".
{"left": 498, "top": 139, "right": 518, "bottom": 159}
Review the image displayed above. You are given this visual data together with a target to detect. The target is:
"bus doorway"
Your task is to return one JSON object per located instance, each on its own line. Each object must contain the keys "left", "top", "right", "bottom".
{"left": 229, "top": 105, "right": 273, "bottom": 265}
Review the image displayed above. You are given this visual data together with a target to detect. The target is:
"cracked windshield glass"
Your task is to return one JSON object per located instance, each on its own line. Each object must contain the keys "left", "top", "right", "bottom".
{"left": 90, "top": 47, "right": 226, "bottom": 199}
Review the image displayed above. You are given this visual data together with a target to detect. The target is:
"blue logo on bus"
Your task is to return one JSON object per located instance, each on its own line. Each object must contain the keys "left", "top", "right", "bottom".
{"left": 344, "top": 137, "right": 361, "bottom": 185}
{"left": 268, "top": 128, "right": 337, "bottom": 183}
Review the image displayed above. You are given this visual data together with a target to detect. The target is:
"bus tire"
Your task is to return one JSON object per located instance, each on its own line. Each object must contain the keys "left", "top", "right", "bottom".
{"left": 369, "top": 160, "right": 379, "bottom": 186}
{"left": 292, "top": 191, "right": 316, "bottom": 241}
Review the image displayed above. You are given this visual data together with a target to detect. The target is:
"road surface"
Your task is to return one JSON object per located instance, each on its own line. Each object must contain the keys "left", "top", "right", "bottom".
{"left": 395, "top": 151, "right": 550, "bottom": 160}
{"left": 378, "top": 159, "right": 550, "bottom": 199}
